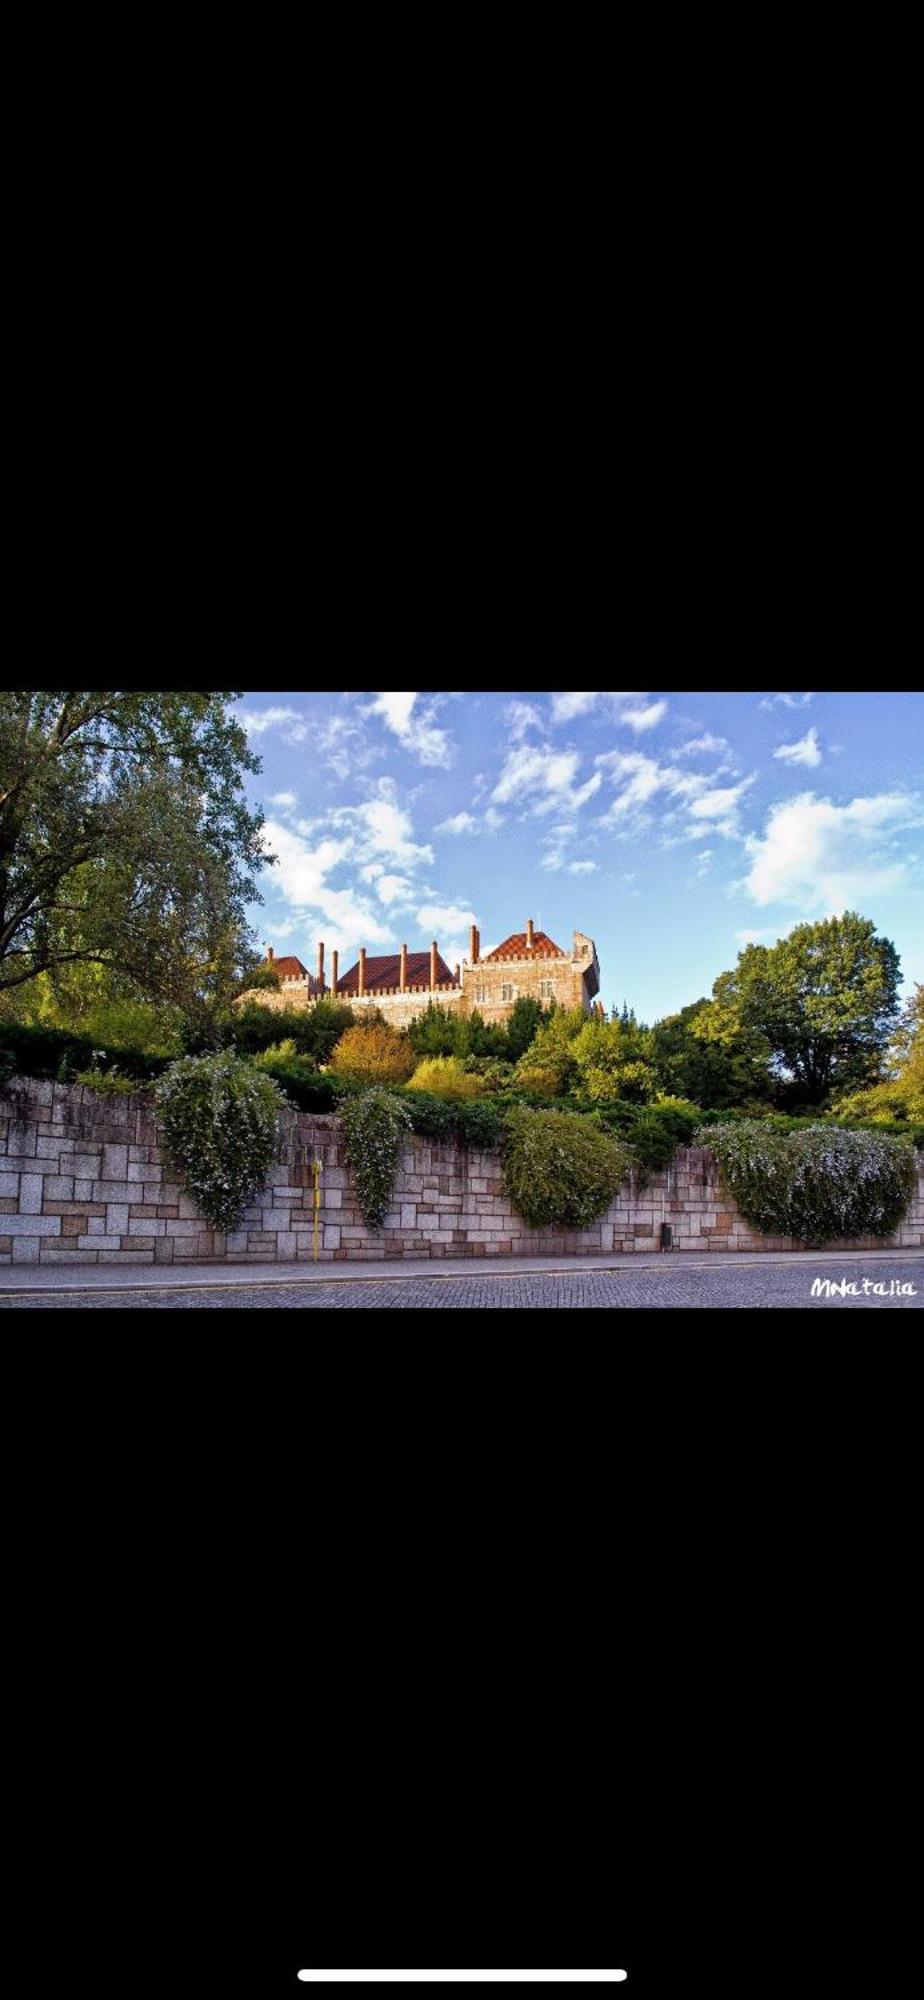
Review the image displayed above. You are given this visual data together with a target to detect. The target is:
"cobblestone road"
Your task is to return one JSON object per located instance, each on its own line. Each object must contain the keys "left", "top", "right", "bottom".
{"left": 4, "top": 1256, "right": 922, "bottom": 1308}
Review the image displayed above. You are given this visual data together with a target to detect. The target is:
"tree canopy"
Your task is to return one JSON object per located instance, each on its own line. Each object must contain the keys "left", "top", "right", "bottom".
{"left": 707, "top": 912, "right": 901, "bottom": 1107}
{"left": 0, "top": 692, "right": 270, "bottom": 1022}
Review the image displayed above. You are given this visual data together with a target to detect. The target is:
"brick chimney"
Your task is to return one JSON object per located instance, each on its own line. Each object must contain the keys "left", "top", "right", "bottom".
{"left": 358, "top": 947, "right": 366, "bottom": 998}
{"left": 267, "top": 946, "right": 274, "bottom": 962}
{"left": 317, "top": 941, "right": 325, "bottom": 990}
{"left": 400, "top": 942, "right": 408, "bottom": 992}
{"left": 430, "top": 940, "right": 438, "bottom": 991}
{"left": 331, "top": 949, "right": 339, "bottom": 996}
{"left": 454, "top": 963, "right": 460, "bottom": 986}
{"left": 470, "top": 923, "right": 479, "bottom": 965}
{"left": 526, "top": 918, "right": 534, "bottom": 949}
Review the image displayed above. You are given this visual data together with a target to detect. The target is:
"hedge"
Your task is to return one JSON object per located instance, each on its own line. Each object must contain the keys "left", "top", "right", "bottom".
{"left": 0, "top": 1022, "right": 170, "bottom": 1085}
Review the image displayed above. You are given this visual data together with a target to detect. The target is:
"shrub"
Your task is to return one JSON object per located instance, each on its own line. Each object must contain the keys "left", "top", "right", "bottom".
{"left": 74, "top": 1068, "right": 139, "bottom": 1095}
{"left": 340, "top": 1087, "right": 413, "bottom": 1229}
{"left": 407, "top": 1056, "right": 487, "bottom": 1098}
{"left": 515, "top": 1064, "right": 568, "bottom": 1098}
{"left": 330, "top": 1023, "right": 416, "bottom": 1087}
{"left": 400, "top": 1090, "right": 507, "bottom": 1150}
{"left": 229, "top": 999, "right": 357, "bottom": 1064}
{"left": 697, "top": 1119, "right": 917, "bottom": 1245}
{"left": 153, "top": 1051, "right": 286, "bottom": 1232}
{"left": 256, "top": 1064, "right": 337, "bottom": 1114}
{"left": 0, "top": 1022, "right": 169, "bottom": 1084}
{"left": 502, "top": 1105, "right": 632, "bottom": 1230}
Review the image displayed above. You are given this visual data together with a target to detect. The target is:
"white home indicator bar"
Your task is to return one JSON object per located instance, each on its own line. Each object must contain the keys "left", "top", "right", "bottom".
{"left": 296, "top": 1978, "right": 628, "bottom": 1986}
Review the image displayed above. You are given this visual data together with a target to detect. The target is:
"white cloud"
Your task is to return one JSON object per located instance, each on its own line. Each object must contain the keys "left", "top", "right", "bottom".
{"left": 773, "top": 726, "right": 822, "bottom": 768}
{"left": 375, "top": 873, "right": 414, "bottom": 906}
{"left": 596, "top": 751, "right": 755, "bottom": 841}
{"left": 621, "top": 700, "right": 668, "bottom": 732}
{"left": 484, "top": 806, "right": 504, "bottom": 831}
{"left": 238, "top": 705, "right": 307, "bottom": 743}
{"left": 364, "top": 691, "right": 454, "bottom": 768}
{"left": 568, "top": 860, "right": 597, "bottom": 874}
{"left": 416, "top": 902, "right": 478, "bottom": 936}
{"left": 505, "top": 700, "right": 546, "bottom": 741}
{"left": 677, "top": 733, "right": 730, "bottom": 757}
{"left": 330, "top": 783, "right": 434, "bottom": 869}
{"left": 760, "top": 692, "right": 813, "bottom": 710}
{"left": 492, "top": 745, "right": 601, "bottom": 816}
{"left": 735, "top": 927, "right": 782, "bottom": 946}
{"left": 436, "top": 811, "right": 477, "bottom": 836}
{"left": 742, "top": 790, "right": 922, "bottom": 910}
{"left": 269, "top": 791, "right": 298, "bottom": 810}
{"left": 551, "top": 692, "right": 645, "bottom": 722}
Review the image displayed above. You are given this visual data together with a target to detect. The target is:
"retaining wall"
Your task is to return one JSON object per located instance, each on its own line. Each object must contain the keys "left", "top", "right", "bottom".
{"left": 1, "top": 1079, "right": 922, "bottom": 1267}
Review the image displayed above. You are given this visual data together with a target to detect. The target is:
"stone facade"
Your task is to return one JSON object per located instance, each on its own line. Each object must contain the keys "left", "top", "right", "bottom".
{"left": 236, "top": 919, "right": 602, "bottom": 1030}
{"left": 2, "top": 1081, "right": 922, "bottom": 1268}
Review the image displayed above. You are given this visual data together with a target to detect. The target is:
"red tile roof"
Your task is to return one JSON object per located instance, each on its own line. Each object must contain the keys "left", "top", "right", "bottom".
{"left": 337, "top": 950, "right": 457, "bottom": 994}
{"left": 481, "top": 930, "right": 566, "bottom": 962}
{"left": 264, "top": 955, "right": 308, "bottom": 979}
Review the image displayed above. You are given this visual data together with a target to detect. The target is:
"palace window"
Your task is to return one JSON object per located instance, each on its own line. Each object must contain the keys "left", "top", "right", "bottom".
{"left": 539, "top": 979, "right": 555, "bottom": 999}
{"left": 474, "top": 985, "right": 488, "bottom": 1005}
{"left": 501, "top": 982, "right": 517, "bottom": 1003}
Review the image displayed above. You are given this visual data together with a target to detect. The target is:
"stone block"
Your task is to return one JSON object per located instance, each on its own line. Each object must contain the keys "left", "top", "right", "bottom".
{"left": 128, "top": 1216, "right": 165, "bottom": 1237}
{"left": 276, "top": 1232, "right": 297, "bottom": 1260}
{"left": 0, "top": 1171, "right": 19, "bottom": 1199}
{"left": 106, "top": 1203, "right": 130, "bottom": 1235}
{"left": 12, "top": 1236, "right": 41, "bottom": 1263}
{"left": 5, "top": 1213, "right": 61, "bottom": 1236}
{"left": 154, "top": 1238, "right": 175, "bottom": 1263}
{"left": 101, "top": 1143, "right": 129, "bottom": 1181}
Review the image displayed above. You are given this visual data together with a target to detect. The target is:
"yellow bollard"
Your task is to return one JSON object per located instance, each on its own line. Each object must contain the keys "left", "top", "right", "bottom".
{"left": 313, "top": 1155, "right": 322, "bottom": 1262}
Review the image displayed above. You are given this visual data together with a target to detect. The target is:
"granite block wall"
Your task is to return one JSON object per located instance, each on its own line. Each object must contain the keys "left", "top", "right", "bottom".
{"left": 1, "top": 1081, "right": 922, "bottom": 1267}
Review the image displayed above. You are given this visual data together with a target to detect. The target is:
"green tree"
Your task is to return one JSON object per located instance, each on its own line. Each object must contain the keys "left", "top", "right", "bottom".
{"left": 649, "top": 998, "right": 772, "bottom": 1111}
{"left": 570, "top": 1015, "right": 657, "bottom": 1103}
{"left": 504, "top": 995, "right": 548, "bottom": 1061}
{"left": 708, "top": 912, "right": 901, "bottom": 1108}
{"left": 834, "top": 983, "right": 924, "bottom": 1123}
{"left": 0, "top": 692, "right": 269, "bottom": 1011}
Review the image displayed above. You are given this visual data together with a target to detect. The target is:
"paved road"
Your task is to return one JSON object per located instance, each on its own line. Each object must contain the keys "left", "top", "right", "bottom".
{"left": 4, "top": 1257, "right": 922, "bottom": 1308}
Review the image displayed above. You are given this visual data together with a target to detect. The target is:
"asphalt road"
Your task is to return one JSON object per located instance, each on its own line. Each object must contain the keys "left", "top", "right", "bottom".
{"left": 4, "top": 1257, "right": 922, "bottom": 1308}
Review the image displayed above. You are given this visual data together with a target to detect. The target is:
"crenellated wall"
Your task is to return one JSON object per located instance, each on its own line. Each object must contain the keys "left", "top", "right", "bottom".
{"left": 1, "top": 1080, "right": 922, "bottom": 1267}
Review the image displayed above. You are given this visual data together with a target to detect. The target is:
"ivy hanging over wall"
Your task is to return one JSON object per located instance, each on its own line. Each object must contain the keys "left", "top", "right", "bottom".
{"left": 340, "top": 1087, "right": 413, "bottom": 1230}
{"left": 153, "top": 1051, "right": 286, "bottom": 1232}
{"left": 697, "top": 1120, "right": 916, "bottom": 1245}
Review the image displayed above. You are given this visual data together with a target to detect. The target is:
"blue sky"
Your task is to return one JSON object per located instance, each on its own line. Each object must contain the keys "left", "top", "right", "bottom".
{"left": 232, "top": 690, "right": 924, "bottom": 1023}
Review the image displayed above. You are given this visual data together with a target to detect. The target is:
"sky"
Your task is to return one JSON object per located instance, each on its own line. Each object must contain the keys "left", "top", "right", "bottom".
{"left": 232, "top": 689, "right": 924, "bottom": 1024}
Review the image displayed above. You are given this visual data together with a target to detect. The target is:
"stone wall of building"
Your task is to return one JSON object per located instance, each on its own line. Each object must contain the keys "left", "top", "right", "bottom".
{"left": 2, "top": 1080, "right": 922, "bottom": 1268}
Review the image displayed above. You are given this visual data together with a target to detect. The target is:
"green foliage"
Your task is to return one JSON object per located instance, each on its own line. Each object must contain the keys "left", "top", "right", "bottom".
{"left": 399, "top": 1090, "right": 508, "bottom": 1150}
{"left": 330, "top": 1022, "right": 416, "bottom": 1086}
{"left": 502, "top": 1105, "right": 633, "bottom": 1230}
{"left": 709, "top": 912, "right": 901, "bottom": 1108}
{"left": 649, "top": 998, "right": 772, "bottom": 1110}
{"left": 504, "top": 996, "right": 549, "bottom": 1061}
{"left": 229, "top": 998, "right": 356, "bottom": 1064}
{"left": 340, "top": 1087, "right": 413, "bottom": 1229}
{"left": 570, "top": 1016, "right": 658, "bottom": 1103}
{"left": 513, "top": 1009, "right": 583, "bottom": 1094}
{"left": 153, "top": 1051, "right": 286, "bottom": 1233}
{"left": 697, "top": 1119, "right": 917, "bottom": 1245}
{"left": 0, "top": 692, "right": 269, "bottom": 1023}
{"left": 407, "top": 1056, "right": 487, "bottom": 1098}
{"left": 0, "top": 1021, "right": 170, "bottom": 1084}
{"left": 407, "top": 1001, "right": 469, "bottom": 1059}
{"left": 73, "top": 1068, "right": 138, "bottom": 1095}
{"left": 239, "top": 964, "right": 282, "bottom": 992}
{"left": 575, "top": 1096, "right": 701, "bottom": 1175}
{"left": 833, "top": 983, "right": 924, "bottom": 1123}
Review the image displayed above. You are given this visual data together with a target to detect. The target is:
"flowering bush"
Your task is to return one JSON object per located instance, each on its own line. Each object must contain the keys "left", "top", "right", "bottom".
{"left": 697, "top": 1119, "right": 917, "bottom": 1244}
{"left": 340, "top": 1087, "right": 413, "bottom": 1229}
{"left": 153, "top": 1051, "right": 286, "bottom": 1232}
{"left": 502, "top": 1105, "right": 633, "bottom": 1230}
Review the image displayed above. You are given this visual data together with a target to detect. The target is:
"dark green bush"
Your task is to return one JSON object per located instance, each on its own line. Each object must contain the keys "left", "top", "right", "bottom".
{"left": 340, "top": 1088, "right": 413, "bottom": 1229}
{"left": 229, "top": 999, "right": 357, "bottom": 1064}
{"left": 0, "top": 1022, "right": 169, "bottom": 1084}
{"left": 502, "top": 1105, "right": 633, "bottom": 1230}
{"left": 399, "top": 1090, "right": 508, "bottom": 1150}
{"left": 697, "top": 1120, "right": 917, "bottom": 1245}
{"left": 256, "top": 1063, "right": 337, "bottom": 1113}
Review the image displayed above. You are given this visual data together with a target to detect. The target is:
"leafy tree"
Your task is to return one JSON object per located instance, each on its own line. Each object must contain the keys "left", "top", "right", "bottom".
{"left": 649, "top": 998, "right": 772, "bottom": 1111}
{"left": 834, "top": 983, "right": 924, "bottom": 1123}
{"left": 709, "top": 913, "right": 901, "bottom": 1108}
{"left": 330, "top": 1022, "right": 416, "bottom": 1086}
{"left": 229, "top": 998, "right": 357, "bottom": 1064}
{"left": 239, "top": 963, "right": 282, "bottom": 993}
{"left": 512, "top": 1008, "right": 585, "bottom": 1094}
{"left": 0, "top": 692, "right": 269, "bottom": 1012}
{"left": 570, "top": 1015, "right": 657, "bottom": 1103}
{"left": 504, "top": 995, "right": 549, "bottom": 1062}
{"left": 407, "top": 1001, "right": 468, "bottom": 1059}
